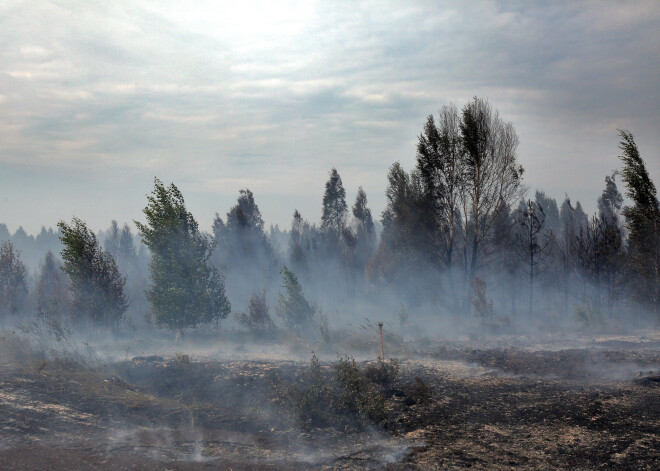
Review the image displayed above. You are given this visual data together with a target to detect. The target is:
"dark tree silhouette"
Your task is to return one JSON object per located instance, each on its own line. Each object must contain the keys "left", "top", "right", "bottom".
{"left": 58, "top": 217, "right": 128, "bottom": 327}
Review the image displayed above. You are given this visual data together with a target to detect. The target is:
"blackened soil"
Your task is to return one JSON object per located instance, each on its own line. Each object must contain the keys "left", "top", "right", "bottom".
{"left": 1, "top": 341, "right": 659, "bottom": 470}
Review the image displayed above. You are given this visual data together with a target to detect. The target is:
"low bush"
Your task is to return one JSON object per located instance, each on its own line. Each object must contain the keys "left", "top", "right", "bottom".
{"left": 274, "top": 353, "right": 400, "bottom": 431}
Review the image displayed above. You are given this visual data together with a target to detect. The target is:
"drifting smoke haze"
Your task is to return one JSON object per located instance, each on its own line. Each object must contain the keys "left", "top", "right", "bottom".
{"left": 1, "top": 1, "right": 660, "bottom": 470}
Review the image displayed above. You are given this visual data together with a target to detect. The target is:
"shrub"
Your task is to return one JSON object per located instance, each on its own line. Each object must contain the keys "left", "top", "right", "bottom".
{"left": 235, "top": 291, "right": 274, "bottom": 332}
{"left": 274, "top": 354, "right": 394, "bottom": 431}
{"left": 574, "top": 301, "right": 604, "bottom": 329}
{"left": 471, "top": 277, "right": 494, "bottom": 329}
{"left": 404, "top": 377, "right": 431, "bottom": 405}
{"left": 363, "top": 357, "right": 400, "bottom": 388}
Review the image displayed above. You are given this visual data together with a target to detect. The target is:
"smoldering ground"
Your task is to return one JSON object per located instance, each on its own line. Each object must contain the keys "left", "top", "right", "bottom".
{"left": 1, "top": 319, "right": 659, "bottom": 470}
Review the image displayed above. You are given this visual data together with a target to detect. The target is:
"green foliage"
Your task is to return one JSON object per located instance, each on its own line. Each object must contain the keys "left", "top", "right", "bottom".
{"left": 58, "top": 218, "right": 127, "bottom": 327}
{"left": 173, "top": 352, "right": 191, "bottom": 367}
{"left": 135, "top": 178, "right": 231, "bottom": 331}
{"left": 618, "top": 130, "right": 660, "bottom": 312}
{"left": 363, "top": 356, "right": 400, "bottom": 387}
{"left": 404, "top": 377, "right": 432, "bottom": 405}
{"left": 235, "top": 290, "right": 274, "bottom": 331}
{"left": 0, "top": 241, "right": 28, "bottom": 316}
{"left": 274, "top": 354, "right": 395, "bottom": 431}
{"left": 334, "top": 355, "right": 387, "bottom": 424}
{"left": 320, "top": 168, "right": 348, "bottom": 236}
{"left": 276, "top": 265, "right": 315, "bottom": 333}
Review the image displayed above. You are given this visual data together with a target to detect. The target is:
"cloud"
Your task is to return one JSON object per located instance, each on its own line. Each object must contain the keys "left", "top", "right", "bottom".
{"left": 0, "top": 0, "right": 658, "bottom": 233}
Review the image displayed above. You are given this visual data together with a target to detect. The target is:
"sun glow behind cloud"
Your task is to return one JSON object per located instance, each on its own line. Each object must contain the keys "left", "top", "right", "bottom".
{"left": 0, "top": 1, "right": 658, "bottom": 234}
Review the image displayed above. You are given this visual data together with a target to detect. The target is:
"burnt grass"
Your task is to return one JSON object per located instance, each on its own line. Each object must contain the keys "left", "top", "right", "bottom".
{"left": 1, "top": 339, "right": 659, "bottom": 470}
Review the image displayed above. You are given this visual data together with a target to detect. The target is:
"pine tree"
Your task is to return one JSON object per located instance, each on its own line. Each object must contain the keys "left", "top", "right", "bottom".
{"left": 135, "top": 178, "right": 231, "bottom": 331}
{"left": 515, "top": 200, "right": 551, "bottom": 316}
{"left": 276, "top": 265, "right": 315, "bottom": 333}
{"left": 222, "top": 189, "right": 273, "bottom": 263}
{"left": 320, "top": 168, "right": 348, "bottom": 253}
{"left": 351, "top": 187, "right": 376, "bottom": 271}
{"left": 289, "top": 210, "right": 318, "bottom": 276}
{"left": 617, "top": 130, "right": 660, "bottom": 312}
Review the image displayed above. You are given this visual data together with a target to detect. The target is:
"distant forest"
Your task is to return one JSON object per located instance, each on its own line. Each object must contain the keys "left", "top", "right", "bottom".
{"left": 1, "top": 98, "right": 659, "bottom": 334}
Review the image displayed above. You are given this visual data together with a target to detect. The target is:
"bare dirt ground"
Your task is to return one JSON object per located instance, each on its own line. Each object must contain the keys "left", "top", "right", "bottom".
{"left": 1, "top": 333, "right": 659, "bottom": 470}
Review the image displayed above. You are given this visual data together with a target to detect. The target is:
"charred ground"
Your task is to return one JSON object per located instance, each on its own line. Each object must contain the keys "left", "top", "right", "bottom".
{"left": 1, "top": 333, "right": 659, "bottom": 470}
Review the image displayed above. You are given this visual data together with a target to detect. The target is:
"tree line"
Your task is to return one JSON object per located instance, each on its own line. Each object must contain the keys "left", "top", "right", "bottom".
{"left": 1, "top": 97, "right": 658, "bottom": 333}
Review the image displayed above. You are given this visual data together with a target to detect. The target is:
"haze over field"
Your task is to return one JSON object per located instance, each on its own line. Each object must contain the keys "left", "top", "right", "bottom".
{"left": 2, "top": 2, "right": 660, "bottom": 470}
{"left": 1, "top": 0, "right": 659, "bottom": 234}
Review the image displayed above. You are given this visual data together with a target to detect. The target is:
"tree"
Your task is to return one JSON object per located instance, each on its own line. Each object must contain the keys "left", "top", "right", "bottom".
{"left": 598, "top": 174, "right": 623, "bottom": 226}
{"left": 58, "top": 217, "right": 128, "bottom": 327}
{"left": 416, "top": 105, "right": 465, "bottom": 271}
{"left": 368, "top": 162, "right": 427, "bottom": 288}
{"left": 487, "top": 201, "right": 520, "bottom": 314}
{"left": 596, "top": 175, "right": 625, "bottom": 313}
{"left": 558, "top": 197, "right": 583, "bottom": 309}
{"left": 212, "top": 189, "right": 277, "bottom": 305}
{"left": 118, "top": 224, "right": 137, "bottom": 263}
{"left": 320, "top": 168, "right": 348, "bottom": 255}
{"left": 135, "top": 178, "right": 230, "bottom": 331}
{"left": 515, "top": 200, "right": 551, "bottom": 315}
{"left": 105, "top": 220, "right": 120, "bottom": 258}
{"left": 277, "top": 265, "right": 316, "bottom": 333}
{"left": 459, "top": 97, "right": 523, "bottom": 288}
{"left": 535, "top": 191, "right": 560, "bottom": 235}
{"left": 471, "top": 277, "right": 494, "bottom": 331}
{"left": 0, "top": 241, "right": 28, "bottom": 316}
{"left": 351, "top": 187, "right": 376, "bottom": 272}
{"left": 218, "top": 189, "right": 274, "bottom": 266}
{"left": 617, "top": 130, "right": 660, "bottom": 312}
{"left": 236, "top": 290, "right": 274, "bottom": 331}
{"left": 36, "top": 251, "right": 68, "bottom": 321}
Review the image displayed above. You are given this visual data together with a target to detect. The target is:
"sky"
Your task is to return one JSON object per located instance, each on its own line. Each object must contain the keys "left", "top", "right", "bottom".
{"left": 1, "top": 0, "right": 659, "bottom": 235}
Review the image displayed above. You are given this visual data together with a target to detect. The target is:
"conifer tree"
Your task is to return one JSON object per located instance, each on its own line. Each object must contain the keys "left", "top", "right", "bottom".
{"left": 618, "top": 130, "right": 660, "bottom": 312}
{"left": 136, "top": 178, "right": 230, "bottom": 331}
{"left": 320, "top": 168, "right": 348, "bottom": 255}
{"left": 276, "top": 265, "right": 315, "bottom": 333}
{"left": 351, "top": 187, "right": 376, "bottom": 271}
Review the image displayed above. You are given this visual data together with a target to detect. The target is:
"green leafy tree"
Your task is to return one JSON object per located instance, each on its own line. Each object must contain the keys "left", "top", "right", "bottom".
{"left": 0, "top": 241, "right": 28, "bottom": 316}
{"left": 58, "top": 217, "right": 128, "bottom": 327}
{"left": 618, "top": 130, "right": 660, "bottom": 312}
{"left": 277, "top": 265, "right": 315, "bottom": 333}
{"left": 236, "top": 290, "right": 274, "bottom": 331}
{"left": 135, "top": 178, "right": 230, "bottom": 331}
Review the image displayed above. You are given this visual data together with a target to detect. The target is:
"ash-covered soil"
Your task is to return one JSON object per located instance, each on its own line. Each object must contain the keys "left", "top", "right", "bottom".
{"left": 1, "top": 334, "right": 659, "bottom": 470}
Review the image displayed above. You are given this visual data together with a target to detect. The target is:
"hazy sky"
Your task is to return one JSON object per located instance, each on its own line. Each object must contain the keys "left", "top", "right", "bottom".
{"left": 1, "top": 0, "right": 658, "bottom": 235}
